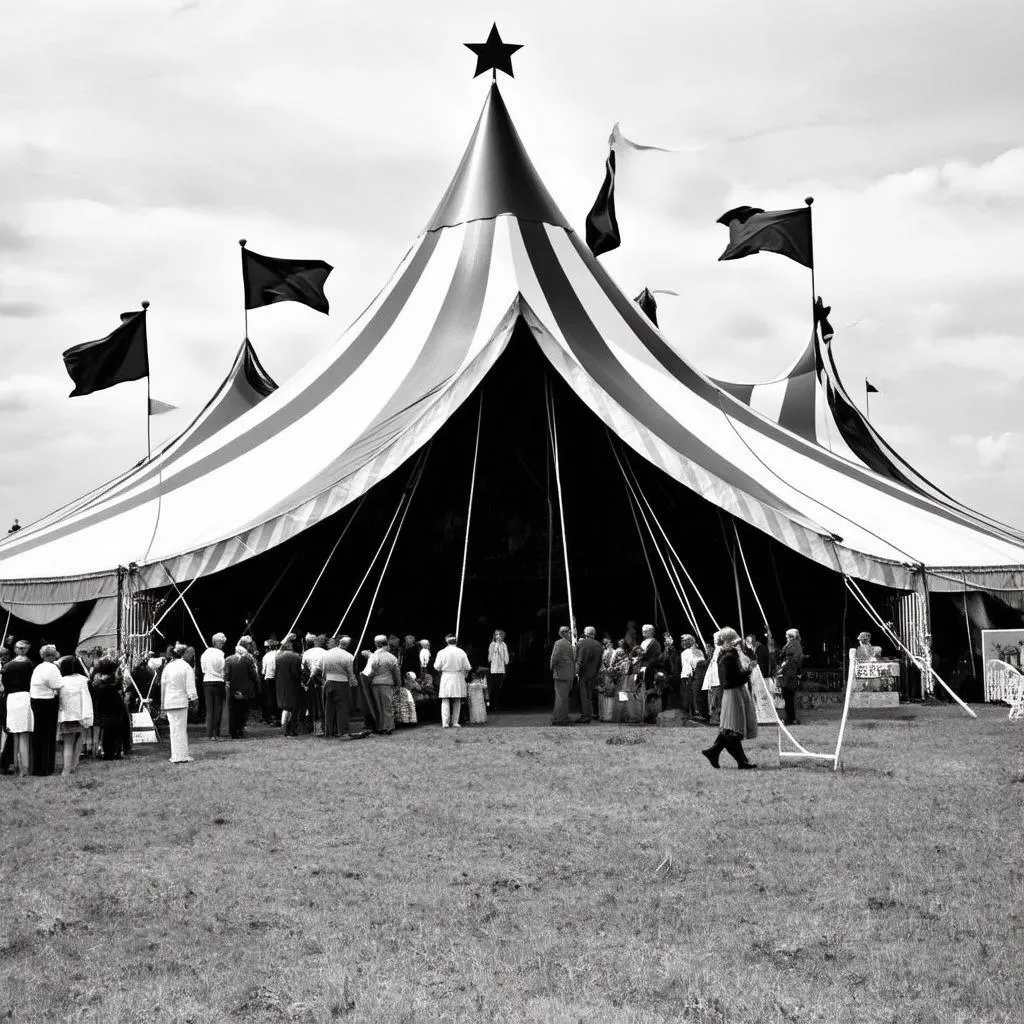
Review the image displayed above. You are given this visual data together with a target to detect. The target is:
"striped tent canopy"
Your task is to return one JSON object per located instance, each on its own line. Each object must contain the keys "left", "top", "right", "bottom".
{"left": 1, "top": 82, "right": 1022, "bottom": 630}
{"left": 1, "top": 337, "right": 277, "bottom": 628}
{"left": 710, "top": 327, "right": 1024, "bottom": 548}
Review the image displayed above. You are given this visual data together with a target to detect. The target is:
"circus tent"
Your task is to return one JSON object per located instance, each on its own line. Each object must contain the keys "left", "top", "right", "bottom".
{"left": 0, "top": 82, "right": 1022, "bottom": 639}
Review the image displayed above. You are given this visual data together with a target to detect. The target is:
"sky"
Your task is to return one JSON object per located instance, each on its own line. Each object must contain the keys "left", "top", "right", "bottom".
{"left": 1, "top": 0, "right": 1022, "bottom": 528}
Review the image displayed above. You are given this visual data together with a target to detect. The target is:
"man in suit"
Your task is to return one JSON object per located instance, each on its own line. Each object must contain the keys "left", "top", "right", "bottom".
{"left": 661, "top": 633, "right": 682, "bottom": 710}
{"left": 574, "top": 626, "right": 603, "bottom": 724}
{"left": 224, "top": 637, "right": 260, "bottom": 739}
{"left": 744, "top": 632, "right": 771, "bottom": 679}
{"left": 778, "top": 628, "right": 804, "bottom": 725}
{"left": 549, "top": 626, "right": 575, "bottom": 726}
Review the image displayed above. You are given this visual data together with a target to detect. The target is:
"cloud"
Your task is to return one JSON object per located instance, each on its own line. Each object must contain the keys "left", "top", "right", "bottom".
{"left": 938, "top": 149, "right": 1024, "bottom": 201}
{"left": 0, "top": 220, "right": 28, "bottom": 252}
{"left": 952, "top": 432, "right": 1022, "bottom": 469}
{"left": 0, "top": 374, "right": 60, "bottom": 413}
{"left": 0, "top": 301, "right": 46, "bottom": 318}
{"left": 0, "top": 0, "right": 1022, "bottom": 533}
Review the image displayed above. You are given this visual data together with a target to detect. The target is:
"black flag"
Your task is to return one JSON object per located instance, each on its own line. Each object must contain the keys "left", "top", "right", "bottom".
{"left": 865, "top": 380, "right": 879, "bottom": 394}
{"left": 242, "top": 247, "right": 333, "bottom": 314}
{"left": 585, "top": 149, "right": 621, "bottom": 257}
{"left": 814, "top": 296, "right": 835, "bottom": 342}
{"left": 716, "top": 205, "right": 813, "bottom": 269}
{"left": 62, "top": 308, "right": 148, "bottom": 398}
{"left": 634, "top": 287, "right": 659, "bottom": 326}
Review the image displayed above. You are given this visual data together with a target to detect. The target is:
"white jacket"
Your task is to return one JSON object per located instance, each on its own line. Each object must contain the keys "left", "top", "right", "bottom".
{"left": 161, "top": 659, "right": 198, "bottom": 710}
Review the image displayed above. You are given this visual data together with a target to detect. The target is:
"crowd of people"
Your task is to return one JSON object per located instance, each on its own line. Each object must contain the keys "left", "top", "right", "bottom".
{"left": 554, "top": 622, "right": 805, "bottom": 768}
{"left": 0, "top": 640, "right": 134, "bottom": 778}
{"left": 0, "top": 618, "right": 805, "bottom": 776}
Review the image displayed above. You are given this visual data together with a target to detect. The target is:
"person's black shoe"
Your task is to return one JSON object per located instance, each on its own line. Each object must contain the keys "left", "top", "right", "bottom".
{"left": 737, "top": 762, "right": 757, "bottom": 770}
{"left": 701, "top": 746, "right": 721, "bottom": 769}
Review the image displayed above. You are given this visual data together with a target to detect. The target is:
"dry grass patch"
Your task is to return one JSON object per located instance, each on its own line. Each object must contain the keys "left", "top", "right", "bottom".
{"left": 1, "top": 706, "right": 1022, "bottom": 1023}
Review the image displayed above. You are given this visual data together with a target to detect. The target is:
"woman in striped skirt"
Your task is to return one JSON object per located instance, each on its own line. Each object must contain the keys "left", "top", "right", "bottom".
{"left": 701, "top": 627, "right": 758, "bottom": 770}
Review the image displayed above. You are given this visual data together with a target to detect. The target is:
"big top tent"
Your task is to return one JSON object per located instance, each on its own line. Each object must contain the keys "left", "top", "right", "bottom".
{"left": 0, "top": 79, "right": 1022, "bottom": 642}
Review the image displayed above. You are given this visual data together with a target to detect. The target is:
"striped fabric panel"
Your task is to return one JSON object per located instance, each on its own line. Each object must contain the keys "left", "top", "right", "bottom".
{"left": 561, "top": 229, "right": 1021, "bottom": 546}
{"left": 522, "top": 308, "right": 921, "bottom": 590}
{"left": 0, "top": 231, "right": 446, "bottom": 564}
{"left": 228, "top": 219, "right": 502, "bottom": 531}
{"left": 516, "top": 221, "right": 820, "bottom": 527}
{"left": 151, "top": 302, "right": 526, "bottom": 592}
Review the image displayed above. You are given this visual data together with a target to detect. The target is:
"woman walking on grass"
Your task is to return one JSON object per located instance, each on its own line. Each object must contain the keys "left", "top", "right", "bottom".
{"left": 56, "top": 656, "right": 93, "bottom": 777}
{"left": 701, "top": 627, "right": 758, "bottom": 770}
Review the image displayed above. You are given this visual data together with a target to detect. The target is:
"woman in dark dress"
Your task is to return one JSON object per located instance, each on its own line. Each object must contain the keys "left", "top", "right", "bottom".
{"left": 274, "top": 638, "right": 303, "bottom": 736}
{"left": 701, "top": 627, "right": 758, "bottom": 770}
{"left": 224, "top": 638, "right": 260, "bottom": 739}
{"left": 91, "top": 657, "right": 128, "bottom": 760}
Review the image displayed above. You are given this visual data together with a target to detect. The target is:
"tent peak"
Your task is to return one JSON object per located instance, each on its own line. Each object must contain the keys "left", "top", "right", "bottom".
{"left": 425, "top": 82, "right": 570, "bottom": 232}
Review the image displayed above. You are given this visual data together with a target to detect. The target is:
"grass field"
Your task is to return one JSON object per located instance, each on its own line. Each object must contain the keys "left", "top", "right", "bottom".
{"left": 2, "top": 704, "right": 1022, "bottom": 1024}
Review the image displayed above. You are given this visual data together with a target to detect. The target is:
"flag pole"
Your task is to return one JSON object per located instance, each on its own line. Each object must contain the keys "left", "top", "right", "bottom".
{"left": 141, "top": 300, "right": 151, "bottom": 460}
{"left": 804, "top": 196, "right": 816, "bottom": 330}
{"left": 239, "top": 239, "right": 248, "bottom": 341}
{"left": 865, "top": 378, "right": 870, "bottom": 421}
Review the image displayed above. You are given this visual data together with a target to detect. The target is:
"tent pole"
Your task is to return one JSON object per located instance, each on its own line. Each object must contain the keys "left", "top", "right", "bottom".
{"left": 622, "top": 452, "right": 719, "bottom": 631}
{"left": 733, "top": 521, "right": 769, "bottom": 636}
{"left": 283, "top": 494, "right": 366, "bottom": 641}
{"left": 455, "top": 394, "right": 484, "bottom": 640}
{"left": 718, "top": 514, "right": 744, "bottom": 636}
{"left": 608, "top": 433, "right": 700, "bottom": 644}
{"left": 159, "top": 563, "right": 207, "bottom": 649}
{"left": 612, "top": 440, "right": 707, "bottom": 648}
{"left": 961, "top": 574, "right": 975, "bottom": 679}
{"left": 917, "top": 567, "right": 934, "bottom": 698}
{"left": 353, "top": 454, "right": 428, "bottom": 655}
{"left": 545, "top": 418, "right": 553, "bottom": 647}
{"left": 333, "top": 452, "right": 428, "bottom": 638}
{"left": 244, "top": 547, "right": 302, "bottom": 637}
{"left": 805, "top": 196, "right": 816, "bottom": 334}
{"left": 151, "top": 574, "right": 200, "bottom": 635}
{"left": 116, "top": 565, "right": 125, "bottom": 657}
{"left": 545, "top": 378, "right": 575, "bottom": 644}
{"left": 620, "top": 451, "right": 666, "bottom": 631}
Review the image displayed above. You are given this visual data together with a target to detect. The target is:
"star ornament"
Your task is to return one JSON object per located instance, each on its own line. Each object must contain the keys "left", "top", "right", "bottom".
{"left": 464, "top": 23, "right": 523, "bottom": 79}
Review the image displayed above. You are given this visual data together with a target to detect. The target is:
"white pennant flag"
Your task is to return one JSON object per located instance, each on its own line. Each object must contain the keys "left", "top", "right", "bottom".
{"left": 148, "top": 397, "right": 178, "bottom": 416}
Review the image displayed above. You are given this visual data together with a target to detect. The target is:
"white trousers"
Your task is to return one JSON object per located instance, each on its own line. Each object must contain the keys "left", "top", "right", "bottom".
{"left": 441, "top": 698, "right": 462, "bottom": 727}
{"left": 166, "top": 708, "right": 190, "bottom": 762}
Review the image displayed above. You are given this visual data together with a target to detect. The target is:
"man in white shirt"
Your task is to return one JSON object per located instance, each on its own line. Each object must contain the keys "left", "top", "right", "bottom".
{"left": 200, "top": 632, "right": 227, "bottom": 740}
{"left": 161, "top": 644, "right": 198, "bottom": 764}
{"left": 29, "top": 644, "right": 62, "bottom": 776}
{"left": 704, "top": 632, "right": 723, "bottom": 725}
{"left": 322, "top": 636, "right": 357, "bottom": 737}
{"left": 260, "top": 639, "right": 279, "bottom": 724}
{"left": 679, "top": 634, "right": 705, "bottom": 719}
